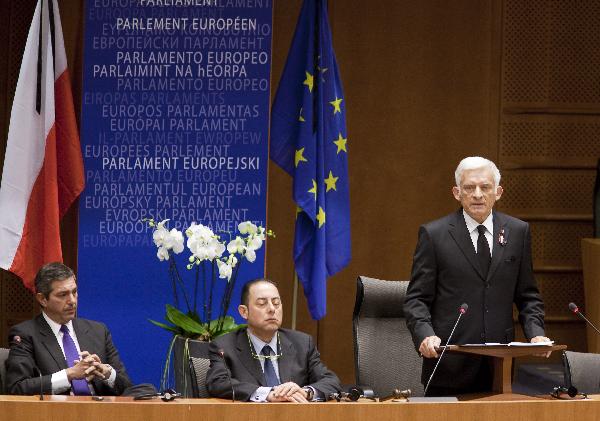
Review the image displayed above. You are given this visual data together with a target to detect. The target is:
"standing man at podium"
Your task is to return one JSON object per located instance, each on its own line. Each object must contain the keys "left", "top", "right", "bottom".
{"left": 404, "top": 156, "right": 550, "bottom": 396}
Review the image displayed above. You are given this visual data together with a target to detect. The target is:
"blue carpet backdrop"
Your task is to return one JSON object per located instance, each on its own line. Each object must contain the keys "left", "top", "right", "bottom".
{"left": 78, "top": 1, "right": 273, "bottom": 386}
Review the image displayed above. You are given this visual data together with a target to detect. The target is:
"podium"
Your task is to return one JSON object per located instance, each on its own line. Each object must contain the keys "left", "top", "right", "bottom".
{"left": 444, "top": 344, "right": 567, "bottom": 394}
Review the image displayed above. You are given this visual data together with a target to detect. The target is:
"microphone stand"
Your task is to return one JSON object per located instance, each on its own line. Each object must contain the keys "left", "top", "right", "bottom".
{"left": 570, "top": 303, "right": 600, "bottom": 335}
{"left": 218, "top": 349, "right": 235, "bottom": 402}
{"left": 423, "top": 305, "right": 467, "bottom": 396}
{"left": 33, "top": 367, "right": 43, "bottom": 401}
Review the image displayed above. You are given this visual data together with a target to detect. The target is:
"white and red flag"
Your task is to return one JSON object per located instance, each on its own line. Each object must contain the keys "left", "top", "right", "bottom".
{"left": 0, "top": 0, "right": 84, "bottom": 291}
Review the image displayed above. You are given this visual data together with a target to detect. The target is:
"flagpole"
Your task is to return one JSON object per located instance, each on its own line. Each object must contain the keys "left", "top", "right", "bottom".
{"left": 291, "top": 272, "right": 299, "bottom": 330}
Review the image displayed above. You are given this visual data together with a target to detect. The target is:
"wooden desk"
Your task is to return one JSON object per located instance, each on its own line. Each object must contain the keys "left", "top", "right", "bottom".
{"left": 0, "top": 395, "right": 599, "bottom": 421}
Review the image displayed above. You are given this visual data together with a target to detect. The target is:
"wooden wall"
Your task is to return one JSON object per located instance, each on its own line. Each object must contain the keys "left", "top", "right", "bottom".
{"left": 1, "top": 0, "right": 598, "bottom": 386}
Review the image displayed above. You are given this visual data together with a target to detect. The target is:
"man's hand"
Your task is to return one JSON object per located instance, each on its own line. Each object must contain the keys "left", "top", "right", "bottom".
{"left": 267, "top": 382, "right": 309, "bottom": 403}
{"left": 419, "top": 336, "right": 441, "bottom": 358}
{"left": 66, "top": 352, "right": 95, "bottom": 381}
{"left": 530, "top": 336, "right": 552, "bottom": 358}
{"left": 77, "top": 351, "right": 112, "bottom": 382}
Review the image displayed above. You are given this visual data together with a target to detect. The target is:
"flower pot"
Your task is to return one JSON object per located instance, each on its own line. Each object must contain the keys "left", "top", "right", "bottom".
{"left": 173, "top": 335, "right": 210, "bottom": 397}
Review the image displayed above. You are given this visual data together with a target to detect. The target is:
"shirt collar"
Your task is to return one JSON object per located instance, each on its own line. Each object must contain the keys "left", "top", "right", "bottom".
{"left": 247, "top": 329, "right": 278, "bottom": 355}
{"left": 42, "top": 311, "right": 74, "bottom": 337}
{"left": 462, "top": 209, "right": 494, "bottom": 235}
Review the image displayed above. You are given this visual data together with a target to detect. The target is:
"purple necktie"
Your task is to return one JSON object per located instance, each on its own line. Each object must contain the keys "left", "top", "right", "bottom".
{"left": 60, "top": 324, "right": 91, "bottom": 395}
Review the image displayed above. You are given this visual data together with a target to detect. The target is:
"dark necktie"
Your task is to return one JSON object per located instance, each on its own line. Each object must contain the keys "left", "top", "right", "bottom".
{"left": 261, "top": 345, "right": 280, "bottom": 387}
{"left": 477, "top": 225, "right": 491, "bottom": 277}
{"left": 60, "top": 325, "right": 91, "bottom": 395}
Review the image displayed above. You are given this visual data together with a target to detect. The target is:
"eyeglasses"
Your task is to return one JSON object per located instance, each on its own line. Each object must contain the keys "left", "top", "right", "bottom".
{"left": 246, "top": 331, "right": 283, "bottom": 360}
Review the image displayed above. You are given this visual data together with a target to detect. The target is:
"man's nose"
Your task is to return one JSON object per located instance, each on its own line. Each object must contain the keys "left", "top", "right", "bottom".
{"left": 473, "top": 186, "right": 484, "bottom": 197}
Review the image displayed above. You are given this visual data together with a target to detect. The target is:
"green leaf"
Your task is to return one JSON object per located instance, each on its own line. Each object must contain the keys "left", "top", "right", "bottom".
{"left": 187, "top": 311, "right": 202, "bottom": 324}
{"left": 214, "top": 323, "right": 246, "bottom": 338}
{"left": 148, "top": 319, "right": 180, "bottom": 334}
{"left": 207, "top": 316, "right": 235, "bottom": 333}
{"left": 165, "top": 304, "right": 209, "bottom": 336}
{"left": 207, "top": 317, "right": 245, "bottom": 336}
{"left": 220, "top": 316, "right": 236, "bottom": 330}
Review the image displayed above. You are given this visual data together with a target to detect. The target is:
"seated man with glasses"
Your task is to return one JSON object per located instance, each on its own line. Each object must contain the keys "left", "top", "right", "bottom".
{"left": 206, "top": 278, "right": 341, "bottom": 402}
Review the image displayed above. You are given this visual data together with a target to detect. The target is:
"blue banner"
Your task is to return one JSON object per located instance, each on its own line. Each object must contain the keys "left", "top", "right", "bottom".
{"left": 79, "top": 0, "right": 272, "bottom": 386}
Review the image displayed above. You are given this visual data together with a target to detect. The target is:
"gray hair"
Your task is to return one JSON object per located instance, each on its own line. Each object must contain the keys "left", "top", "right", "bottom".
{"left": 454, "top": 156, "right": 501, "bottom": 187}
{"left": 35, "top": 262, "right": 75, "bottom": 298}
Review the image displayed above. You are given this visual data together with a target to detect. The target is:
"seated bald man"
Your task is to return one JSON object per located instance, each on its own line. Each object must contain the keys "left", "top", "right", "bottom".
{"left": 6, "top": 262, "right": 132, "bottom": 395}
{"left": 206, "top": 278, "right": 341, "bottom": 402}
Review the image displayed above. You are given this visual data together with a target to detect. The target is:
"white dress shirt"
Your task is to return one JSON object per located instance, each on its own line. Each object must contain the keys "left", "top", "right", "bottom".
{"left": 42, "top": 312, "right": 116, "bottom": 394}
{"left": 248, "top": 330, "right": 280, "bottom": 402}
{"left": 462, "top": 210, "right": 493, "bottom": 256}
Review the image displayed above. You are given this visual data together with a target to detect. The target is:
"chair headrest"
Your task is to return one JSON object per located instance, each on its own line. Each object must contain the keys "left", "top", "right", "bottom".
{"left": 354, "top": 276, "right": 408, "bottom": 319}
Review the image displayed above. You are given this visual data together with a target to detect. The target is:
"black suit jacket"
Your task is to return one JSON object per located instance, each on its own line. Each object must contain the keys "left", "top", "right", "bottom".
{"left": 6, "top": 314, "right": 132, "bottom": 395}
{"left": 206, "top": 328, "right": 341, "bottom": 401}
{"left": 403, "top": 209, "right": 545, "bottom": 390}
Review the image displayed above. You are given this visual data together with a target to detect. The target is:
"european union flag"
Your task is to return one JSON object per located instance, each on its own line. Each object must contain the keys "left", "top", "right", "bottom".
{"left": 270, "top": 0, "right": 351, "bottom": 320}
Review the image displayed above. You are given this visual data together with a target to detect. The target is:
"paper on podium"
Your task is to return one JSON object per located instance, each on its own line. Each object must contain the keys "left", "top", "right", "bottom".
{"left": 459, "top": 341, "right": 555, "bottom": 347}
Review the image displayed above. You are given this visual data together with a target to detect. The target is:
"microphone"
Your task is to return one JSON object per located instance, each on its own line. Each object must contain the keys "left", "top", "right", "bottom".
{"left": 327, "top": 386, "right": 376, "bottom": 402}
{"left": 379, "top": 388, "right": 412, "bottom": 401}
{"left": 423, "top": 303, "right": 468, "bottom": 396}
{"left": 568, "top": 302, "right": 600, "bottom": 336}
{"left": 32, "top": 367, "right": 43, "bottom": 401}
{"left": 218, "top": 349, "right": 235, "bottom": 402}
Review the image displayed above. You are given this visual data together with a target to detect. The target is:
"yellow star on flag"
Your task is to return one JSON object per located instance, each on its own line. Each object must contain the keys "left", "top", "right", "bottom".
{"left": 316, "top": 206, "right": 326, "bottom": 228}
{"left": 308, "top": 179, "right": 317, "bottom": 200}
{"left": 303, "top": 71, "right": 314, "bottom": 93}
{"left": 333, "top": 133, "right": 347, "bottom": 154}
{"left": 295, "top": 206, "right": 303, "bottom": 219}
{"left": 329, "top": 97, "right": 343, "bottom": 114}
{"left": 295, "top": 148, "right": 308, "bottom": 167}
{"left": 299, "top": 107, "right": 305, "bottom": 122}
{"left": 324, "top": 171, "right": 339, "bottom": 192}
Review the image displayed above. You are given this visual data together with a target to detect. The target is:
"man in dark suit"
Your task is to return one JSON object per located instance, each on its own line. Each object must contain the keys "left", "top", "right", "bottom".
{"left": 206, "top": 278, "right": 341, "bottom": 402}
{"left": 6, "top": 262, "right": 132, "bottom": 395}
{"left": 404, "top": 156, "right": 550, "bottom": 396}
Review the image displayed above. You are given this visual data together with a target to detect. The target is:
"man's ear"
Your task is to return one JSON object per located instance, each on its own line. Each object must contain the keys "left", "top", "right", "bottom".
{"left": 495, "top": 185, "right": 504, "bottom": 200}
{"left": 452, "top": 186, "right": 461, "bottom": 201}
{"left": 238, "top": 304, "right": 248, "bottom": 320}
{"left": 35, "top": 292, "right": 47, "bottom": 308}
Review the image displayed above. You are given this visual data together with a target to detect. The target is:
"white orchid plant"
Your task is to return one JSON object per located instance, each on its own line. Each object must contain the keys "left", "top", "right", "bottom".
{"left": 144, "top": 218, "right": 273, "bottom": 341}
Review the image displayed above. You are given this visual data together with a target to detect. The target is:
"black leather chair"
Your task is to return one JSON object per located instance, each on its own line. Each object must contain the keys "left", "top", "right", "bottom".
{"left": 562, "top": 350, "right": 600, "bottom": 394}
{"left": 189, "top": 356, "right": 211, "bottom": 398}
{"left": 0, "top": 347, "right": 9, "bottom": 394}
{"left": 353, "top": 276, "right": 423, "bottom": 397}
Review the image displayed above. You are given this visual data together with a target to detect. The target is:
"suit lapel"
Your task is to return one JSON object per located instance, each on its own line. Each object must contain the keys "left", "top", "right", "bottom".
{"left": 36, "top": 314, "right": 68, "bottom": 370}
{"left": 72, "top": 319, "right": 93, "bottom": 354}
{"left": 276, "top": 331, "right": 296, "bottom": 384}
{"left": 487, "top": 211, "right": 507, "bottom": 282}
{"left": 448, "top": 210, "right": 486, "bottom": 280}
{"left": 236, "top": 329, "right": 266, "bottom": 386}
